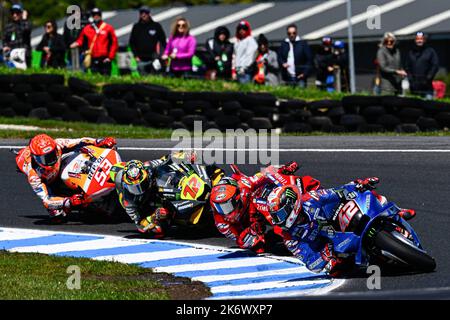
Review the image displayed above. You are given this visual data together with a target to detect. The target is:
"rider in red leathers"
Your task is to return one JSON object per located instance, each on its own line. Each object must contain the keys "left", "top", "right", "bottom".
{"left": 15, "top": 134, "right": 116, "bottom": 218}
{"left": 210, "top": 161, "right": 321, "bottom": 253}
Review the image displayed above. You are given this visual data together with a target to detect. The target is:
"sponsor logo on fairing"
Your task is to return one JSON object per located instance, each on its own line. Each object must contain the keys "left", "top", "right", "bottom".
{"left": 332, "top": 203, "right": 345, "bottom": 221}
{"left": 365, "top": 195, "right": 371, "bottom": 209}
{"left": 336, "top": 237, "right": 352, "bottom": 249}
{"left": 87, "top": 156, "right": 105, "bottom": 180}
{"left": 175, "top": 201, "right": 194, "bottom": 210}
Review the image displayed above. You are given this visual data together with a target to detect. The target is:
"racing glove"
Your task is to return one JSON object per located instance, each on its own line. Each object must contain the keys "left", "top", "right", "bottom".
{"left": 354, "top": 177, "right": 379, "bottom": 191}
{"left": 95, "top": 137, "right": 116, "bottom": 148}
{"left": 320, "top": 243, "right": 348, "bottom": 277}
{"left": 279, "top": 161, "right": 299, "bottom": 175}
{"left": 62, "top": 194, "right": 87, "bottom": 214}
{"left": 137, "top": 213, "right": 165, "bottom": 238}
{"left": 238, "top": 223, "right": 266, "bottom": 253}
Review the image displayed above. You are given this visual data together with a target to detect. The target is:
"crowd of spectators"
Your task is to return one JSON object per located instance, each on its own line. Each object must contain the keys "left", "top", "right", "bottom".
{"left": 0, "top": 4, "right": 442, "bottom": 97}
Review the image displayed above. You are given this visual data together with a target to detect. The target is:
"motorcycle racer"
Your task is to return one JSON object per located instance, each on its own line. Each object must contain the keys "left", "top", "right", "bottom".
{"left": 110, "top": 150, "right": 198, "bottom": 238}
{"left": 210, "top": 161, "right": 321, "bottom": 253}
{"left": 263, "top": 177, "right": 416, "bottom": 276}
{"left": 15, "top": 134, "right": 116, "bottom": 217}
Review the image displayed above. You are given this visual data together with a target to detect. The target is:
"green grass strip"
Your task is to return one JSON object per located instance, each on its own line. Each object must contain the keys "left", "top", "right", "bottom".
{"left": 0, "top": 251, "right": 211, "bottom": 300}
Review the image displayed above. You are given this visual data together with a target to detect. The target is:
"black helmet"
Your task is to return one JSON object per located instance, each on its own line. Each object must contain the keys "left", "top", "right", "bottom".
{"left": 91, "top": 7, "right": 102, "bottom": 16}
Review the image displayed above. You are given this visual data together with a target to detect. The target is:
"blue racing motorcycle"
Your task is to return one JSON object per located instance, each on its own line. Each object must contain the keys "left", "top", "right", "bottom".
{"left": 306, "top": 184, "right": 436, "bottom": 272}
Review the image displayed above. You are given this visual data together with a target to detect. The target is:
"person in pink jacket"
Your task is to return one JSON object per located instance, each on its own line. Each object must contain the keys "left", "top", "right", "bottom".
{"left": 162, "top": 17, "right": 197, "bottom": 77}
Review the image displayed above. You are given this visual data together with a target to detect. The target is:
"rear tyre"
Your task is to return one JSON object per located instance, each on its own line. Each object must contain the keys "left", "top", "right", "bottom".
{"left": 374, "top": 230, "right": 436, "bottom": 272}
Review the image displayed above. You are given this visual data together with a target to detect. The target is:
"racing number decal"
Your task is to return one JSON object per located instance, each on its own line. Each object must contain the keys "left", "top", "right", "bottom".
{"left": 181, "top": 174, "right": 204, "bottom": 200}
{"left": 338, "top": 200, "right": 360, "bottom": 231}
{"left": 93, "top": 159, "right": 113, "bottom": 187}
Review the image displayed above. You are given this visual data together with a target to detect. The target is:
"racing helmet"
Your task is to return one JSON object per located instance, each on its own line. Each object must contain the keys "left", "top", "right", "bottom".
{"left": 122, "top": 160, "right": 150, "bottom": 195}
{"left": 267, "top": 185, "right": 301, "bottom": 226}
{"left": 210, "top": 177, "right": 243, "bottom": 223}
{"left": 29, "top": 134, "right": 62, "bottom": 170}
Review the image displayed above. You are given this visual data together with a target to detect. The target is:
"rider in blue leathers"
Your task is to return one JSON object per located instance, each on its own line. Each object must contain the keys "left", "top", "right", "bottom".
{"left": 264, "top": 177, "right": 416, "bottom": 276}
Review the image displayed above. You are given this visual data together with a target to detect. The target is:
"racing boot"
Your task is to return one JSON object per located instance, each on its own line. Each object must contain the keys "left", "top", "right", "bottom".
{"left": 398, "top": 208, "right": 416, "bottom": 221}
{"left": 48, "top": 209, "right": 67, "bottom": 224}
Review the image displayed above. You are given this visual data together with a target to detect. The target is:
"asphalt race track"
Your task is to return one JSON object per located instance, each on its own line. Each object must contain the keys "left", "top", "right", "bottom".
{"left": 1, "top": 136, "right": 449, "bottom": 297}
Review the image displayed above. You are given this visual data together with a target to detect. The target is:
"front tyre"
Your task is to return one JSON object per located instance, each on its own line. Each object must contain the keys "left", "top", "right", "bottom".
{"left": 374, "top": 230, "right": 436, "bottom": 272}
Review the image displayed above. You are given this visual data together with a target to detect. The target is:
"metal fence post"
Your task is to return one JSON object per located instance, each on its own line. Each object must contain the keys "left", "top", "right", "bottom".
{"left": 334, "top": 66, "right": 342, "bottom": 93}
{"left": 71, "top": 47, "right": 80, "bottom": 71}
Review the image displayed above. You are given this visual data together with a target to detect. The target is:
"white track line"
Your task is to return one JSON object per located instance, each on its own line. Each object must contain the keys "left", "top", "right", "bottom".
{"left": 192, "top": 266, "right": 310, "bottom": 283}
{"left": 154, "top": 256, "right": 282, "bottom": 273}
{"left": 2, "top": 145, "right": 450, "bottom": 153}
{"left": 252, "top": 0, "right": 346, "bottom": 36}
{"left": 9, "top": 238, "right": 140, "bottom": 254}
{"left": 395, "top": 9, "right": 450, "bottom": 35}
{"left": 191, "top": 3, "right": 274, "bottom": 37}
{"left": 211, "top": 278, "right": 330, "bottom": 294}
{"left": 209, "top": 278, "right": 345, "bottom": 300}
{"left": 302, "top": 0, "right": 416, "bottom": 40}
{"left": 93, "top": 247, "right": 219, "bottom": 264}
{"left": 31, "top": 11, "right": 118, "bottom": 47}
{"left": 0, "top": 229, "right": 54, "bottom": 241}
{"left": 115, "top": 7, "right": 187, "bottom": 38}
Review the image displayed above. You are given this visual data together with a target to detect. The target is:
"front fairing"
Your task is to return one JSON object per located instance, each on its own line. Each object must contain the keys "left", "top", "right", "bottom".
{"left": 316, "top": 185, "right": 422, "bottom": 266}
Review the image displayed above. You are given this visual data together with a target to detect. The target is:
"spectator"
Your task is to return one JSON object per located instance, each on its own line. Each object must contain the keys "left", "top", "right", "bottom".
{"left": 2, "top": 4, "right": 32, "bottom": 68}
{"left": 405, "top": 32, "right": 439, "bottom": 99}
{"left": 36, "top": 20, "right": 66, "bottom": 68}
{"left": 162, "top": 17, "right": 197, "bottom": 78}
{"left": 129, "top": 6, "right": 167, "bottom": 75}
{"left": 332, "top": 40, "right": 350, "bottom": 92}
{"left": 314, "top": 37, "right": 335, "bottom": 90}
{"left": 70, "top": 8, "right": 118, "bottom": 76}
{"left": 376, "top": 32, "right": 407, "bottom": 95}
{"left": 251, "top": 34, "right": 279, "bottom": 86}
{"left": 232, "top": 20, "right": 258, "bottom": 84}
{"left": 205, "top": 26, "right": 233, "bottom": 80}
{"left": 278, "top": 24, "right": 312, "bottom": 88}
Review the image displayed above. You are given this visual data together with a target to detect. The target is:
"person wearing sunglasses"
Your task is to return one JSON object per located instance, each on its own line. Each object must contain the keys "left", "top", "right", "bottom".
{"left": 232, "top": 20, "right": 258, "bottom": 84}
{"left": 162, "top": 17, "right": 197, "bottom": 77}
{"left": 129, "top": 6, "right": 167, "bottom": 75}
{"left": 278, "top": 24, "right": 313, "bottom": 88}
{"left": 376, "top": 32, "right": 407, "bottom": 95}
{"left": 2, "top": 4, "right": 32, "bottom": 68}
{"left": 405, "top": 32, "right": 439, "bottom": 99}
{"left": 36, "top": 20, "right": 66, "bottom": 68}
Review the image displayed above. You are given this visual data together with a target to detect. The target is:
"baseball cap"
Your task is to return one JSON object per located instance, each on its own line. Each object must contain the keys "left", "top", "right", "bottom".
{"left": 11, "top": 4, "right": 23, "bottom": 13}
{"left": 415, "top": 31, "right": 425, "bottom": 39}
{"left": 91, "top": 7, "right": 102, "bottom": 16}
{"left": 139, "top": 6, "right": 151, "bottom": 14}
{"left": 333, "top": 40, "right": 345, "bottom": 49}
{"left": 322, "top": 37, "right": 332, "bottom": 46}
